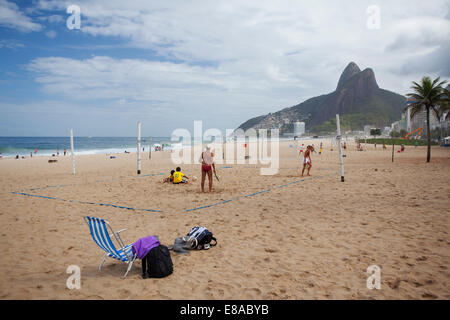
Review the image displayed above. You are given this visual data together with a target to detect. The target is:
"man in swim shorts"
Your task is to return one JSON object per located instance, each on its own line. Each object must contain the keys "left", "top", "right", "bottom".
{"left": 199, "top": 145, "right": 217, "bottom": 192}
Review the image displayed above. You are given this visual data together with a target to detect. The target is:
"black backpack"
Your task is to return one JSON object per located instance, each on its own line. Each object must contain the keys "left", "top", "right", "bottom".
{"left": 187, "top": 226, "right": 217, "bottom": 250}
{"left": 142, "top": 245, "right": 173, "bottom": 278}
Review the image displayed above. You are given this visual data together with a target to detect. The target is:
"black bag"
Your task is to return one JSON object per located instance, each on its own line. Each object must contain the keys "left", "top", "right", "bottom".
{"left": 142, "top": 245, "right": 173, "bottom": 278}
{"left": 187, "top": 226, "right": 217, "bottom": 250}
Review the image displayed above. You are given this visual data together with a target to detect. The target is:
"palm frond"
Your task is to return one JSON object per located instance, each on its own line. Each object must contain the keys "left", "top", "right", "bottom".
{"left": 407, "top": 76, "right": 448, "bottom": 112}
{"left": 409, "top": 104, "right": 425, "bottom": 119}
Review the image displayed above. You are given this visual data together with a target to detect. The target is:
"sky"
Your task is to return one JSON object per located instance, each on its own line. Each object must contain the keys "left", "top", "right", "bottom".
{"left": 0, "top": 0, "right": 449, "bottom": 137}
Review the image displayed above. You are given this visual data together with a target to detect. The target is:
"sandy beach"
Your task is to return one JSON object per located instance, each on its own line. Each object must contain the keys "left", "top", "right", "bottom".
{"left": 0, "top": 139, "right": 449, "bottom": 300}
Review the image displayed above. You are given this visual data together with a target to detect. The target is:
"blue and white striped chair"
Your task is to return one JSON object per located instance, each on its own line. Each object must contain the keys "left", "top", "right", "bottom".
{"left": 84, "top": 216, "right": 137, "bottom": 278}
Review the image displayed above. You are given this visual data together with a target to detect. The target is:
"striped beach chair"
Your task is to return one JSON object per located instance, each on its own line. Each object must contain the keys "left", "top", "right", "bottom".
{"left": 84, "top": 216, "right": 137, "bottom": 278}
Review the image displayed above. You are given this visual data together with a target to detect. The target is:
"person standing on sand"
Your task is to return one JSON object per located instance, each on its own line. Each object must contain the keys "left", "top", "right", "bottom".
{"left": 301, "top": 145, "right": 312, "bottom": 177}
{"left": 299, "top": 144, "right": 304, "bottom": 157}
{"left": 199, "top": 145, "right": 217, "bottom": 192}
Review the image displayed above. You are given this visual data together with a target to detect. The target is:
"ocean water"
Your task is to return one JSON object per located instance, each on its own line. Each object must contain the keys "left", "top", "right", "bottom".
{"left": 0, "top": 137, "right": 173, "bottom": 157}
{"left": 0, "top": 136, "right": 302, "bottom": 158}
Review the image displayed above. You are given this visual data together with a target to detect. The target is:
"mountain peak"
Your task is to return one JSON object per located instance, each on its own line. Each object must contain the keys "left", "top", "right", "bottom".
{"left": 336, "top": 62, "right": 361, "bottom": 90}
{"left": 236, "top": 62, "right": 405, "bottom": 134}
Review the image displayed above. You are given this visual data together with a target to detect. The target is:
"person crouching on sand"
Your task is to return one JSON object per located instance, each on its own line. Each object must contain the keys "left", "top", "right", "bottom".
{"left": 302, "top": 145, "right": 312, "bottom": 177}
{"left": 173, "top": 167, "right": 189, "bottom": 184}
{"left": 200, "top": 145, "right": 216, "bottom": 192}
{"left": 163, "top": 170, "right": 175, "bottom": 183}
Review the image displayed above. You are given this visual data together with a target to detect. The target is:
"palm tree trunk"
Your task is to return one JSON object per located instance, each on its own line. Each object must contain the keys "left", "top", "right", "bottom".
{"left": 426, "top": 105, "right": 431, "bottom": 162}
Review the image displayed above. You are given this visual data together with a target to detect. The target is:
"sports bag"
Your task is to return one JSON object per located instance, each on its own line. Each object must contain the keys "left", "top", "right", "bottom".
{"left": 186, "top": 226, "right": 217, "bottom": 250}
{"left": 145, "top": 244, "right": 173, "bottom": 278}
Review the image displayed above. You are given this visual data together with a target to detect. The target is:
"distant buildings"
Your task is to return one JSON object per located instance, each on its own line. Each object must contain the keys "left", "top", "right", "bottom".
{"left": 364, "top": 125, "right": 373, "bottom": 136}
{"left": 391, "top": 121, "right": 402, "bottom": 133}
{"left": 363, "top": 124, "right": 385, "bottom": 136}
{"left": 294, "top": 121, "right": 305, "bottom": 136}
{"left": 390, "top": 97, "right": 445, "bottom": 138}
{"left": 405, "top": 97, "right": 439, "bottom": 132}
{"left": 406, "top": 107, "right": 411, "bottom": 132}
{"left": 383, "top": 126, "right": 391, "bottom": 136}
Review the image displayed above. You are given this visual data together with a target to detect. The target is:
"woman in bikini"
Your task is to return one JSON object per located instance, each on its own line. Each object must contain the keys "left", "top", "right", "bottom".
{"left": 301, "top": 145, "right": 312, "bottom": 177}
{"left": 199, "top": 145, "right": 217, "bottom": 192}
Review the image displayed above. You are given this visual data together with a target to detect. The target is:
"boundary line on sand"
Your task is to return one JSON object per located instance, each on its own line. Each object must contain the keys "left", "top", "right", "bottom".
{"left": 10, "top": 191, "right": 163, "bottom": 213}
{"left": 11, "top": 173, "right": 335, "bottom": 214}
{"left": 183, "top": 173, "right": 334, "bottom": 213}
{"left": 20, "top": 172, "right": 165, "bottom": 192}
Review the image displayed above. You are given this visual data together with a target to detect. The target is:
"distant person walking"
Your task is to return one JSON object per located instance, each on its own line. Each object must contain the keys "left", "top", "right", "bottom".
{"left": 301, "top": 145, "right": 313, "bottom": 177}
{"left": 299, "top": 144, "right": 304, "bottom": 156}
{"left": 199, "top": 145, "right": 217, "bottom": 193}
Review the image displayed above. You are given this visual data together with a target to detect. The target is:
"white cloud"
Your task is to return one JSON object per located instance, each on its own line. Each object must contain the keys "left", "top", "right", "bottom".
{"left": 0, "top": 39, "right": 24, "bottom": 49}
{"left": 26, "top": 55, "right": 299, "bottom": 130}
{"left": 19, "top": 0, "right": 450, "bottom": 132}
{"left": 37, "top": 14, "right": 64, "bottom": 24}
{"left": 45, "top": 30, "right": 57, "bottom": 38}
{"left": 0, "top": 0, "right": 42, "bottom": 32}
{"left": 35, "top": 1, "right": 449, "bottom": 84}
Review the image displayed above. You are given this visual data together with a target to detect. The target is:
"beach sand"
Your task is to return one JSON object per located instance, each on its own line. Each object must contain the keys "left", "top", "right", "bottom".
{"left": 0, "top": 140, "right": 449, "bottom": 299}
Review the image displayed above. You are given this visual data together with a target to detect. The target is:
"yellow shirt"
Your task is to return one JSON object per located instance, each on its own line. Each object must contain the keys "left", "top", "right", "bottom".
{"left": 173, "top": 171, "right": 184, "bottom": 183}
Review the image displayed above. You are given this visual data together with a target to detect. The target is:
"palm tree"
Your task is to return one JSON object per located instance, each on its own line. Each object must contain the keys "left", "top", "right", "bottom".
{"left": 406, "top": 76, "right": 447, "bottom": 162}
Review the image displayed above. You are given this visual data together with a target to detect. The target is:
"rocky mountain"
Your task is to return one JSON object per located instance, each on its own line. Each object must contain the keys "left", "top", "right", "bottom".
{"left": 237, "top": 62, "right": 406, "bottom": 134}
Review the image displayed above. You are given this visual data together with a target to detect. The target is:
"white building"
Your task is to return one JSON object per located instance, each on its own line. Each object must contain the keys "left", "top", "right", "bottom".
{"left": 406, "top": 107, "right": 411, "bottom": 132}
{"left": 391, "top": 121, "right": 402, "bottom": 133}
{"left": 294, "top": 121, "right": 305, "bottom": 136}
{"left": 405, "top": 98, "right": 440, "bottom": 132}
